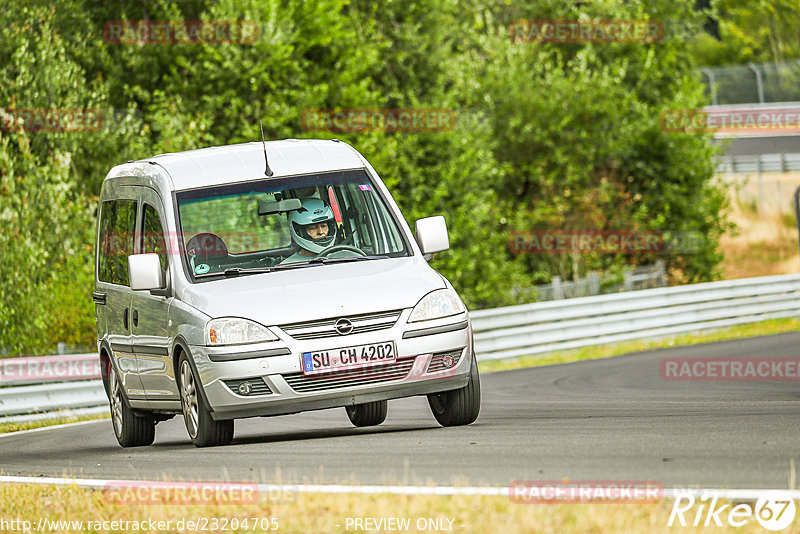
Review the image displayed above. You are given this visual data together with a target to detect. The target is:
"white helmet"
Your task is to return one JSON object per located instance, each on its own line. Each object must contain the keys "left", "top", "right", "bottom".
{"left": 287, "top": 198, "right": 337, "bottom": 254}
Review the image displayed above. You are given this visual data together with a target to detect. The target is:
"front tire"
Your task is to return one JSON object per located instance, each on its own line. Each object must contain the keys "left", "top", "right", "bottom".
{"left": 109, "top": 366, "right": 155, "bottom": 447}
{"left": 346, "top": 400, "right": 388, "bottom": 427}
{"left": 179, "top": 355, "right": 234, "bottom": 447}
{"left": 427, "top": 351, "right": 481, "bottom": 427}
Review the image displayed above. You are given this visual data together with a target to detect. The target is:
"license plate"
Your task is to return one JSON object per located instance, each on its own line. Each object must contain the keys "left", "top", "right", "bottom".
{"left": 301, "top": 341, "right": 396, "bottom": 375}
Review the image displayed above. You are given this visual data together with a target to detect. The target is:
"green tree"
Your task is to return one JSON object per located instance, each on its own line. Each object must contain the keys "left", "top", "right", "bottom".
{"left": 449, "top": 0, "right": 728, "bottom": 284}
{"left": 0, "top": 5, "right": 100, "bottom": 354}
{"left": 690, "top": 0, "right": 800, "bottom": 66}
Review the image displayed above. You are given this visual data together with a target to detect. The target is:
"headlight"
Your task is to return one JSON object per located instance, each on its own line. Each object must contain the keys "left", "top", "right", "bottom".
{"left": 205, "top": 318, "right": 278, "bottom": 346}
{"left": 408, "top": 289, "right": 466, "bottom": 323}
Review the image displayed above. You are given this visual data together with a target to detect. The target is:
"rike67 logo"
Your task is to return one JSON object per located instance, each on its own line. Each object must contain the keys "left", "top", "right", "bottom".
{"left": 669, "top": 491, "right": 797, "bottom": 531}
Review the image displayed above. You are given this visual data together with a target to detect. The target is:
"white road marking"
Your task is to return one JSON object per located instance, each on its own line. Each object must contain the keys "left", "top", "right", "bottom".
{"left": 0, "top": 475, "right": 797, "bottom": 500}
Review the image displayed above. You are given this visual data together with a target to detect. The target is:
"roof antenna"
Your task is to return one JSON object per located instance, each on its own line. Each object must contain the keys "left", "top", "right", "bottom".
{"left": 260, "top": 120, "right": 273, "bottom": 177}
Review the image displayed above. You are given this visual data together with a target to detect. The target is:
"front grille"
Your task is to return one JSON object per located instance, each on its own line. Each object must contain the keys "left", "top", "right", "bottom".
{"left": 282, "top": 358, "right": 416, "bottom": 393}
{"left": 222, "top": 378, "right": 272, "bottom": 396}
{"left": 427, "top": 349, "right": 463, "bottom": 373}
{"left": 279, "top": 310, "right": 402, "bottom": 340}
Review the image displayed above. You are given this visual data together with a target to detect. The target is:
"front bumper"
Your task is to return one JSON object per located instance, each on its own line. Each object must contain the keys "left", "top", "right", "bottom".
{"left": 189, "top": 311, "right": 472, "bottom": 421}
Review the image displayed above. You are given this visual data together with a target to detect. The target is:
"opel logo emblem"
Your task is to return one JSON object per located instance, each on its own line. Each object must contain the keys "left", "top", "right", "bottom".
{"left": 334, "top": 318, "right": 354, "bottom": 335}
{"left": 237, "top": 381, "right": 253, "bottom": 396}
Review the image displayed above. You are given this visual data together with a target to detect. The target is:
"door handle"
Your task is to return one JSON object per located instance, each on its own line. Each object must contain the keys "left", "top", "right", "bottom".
{"left": 123, "top": 308, "right": 129, "bottom": 330}
{"left": 132, "top": 309, "right": 139, "bottom": 327}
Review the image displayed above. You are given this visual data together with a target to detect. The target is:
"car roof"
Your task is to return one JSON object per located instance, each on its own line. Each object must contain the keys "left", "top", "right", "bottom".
{"left": 109, "top": 139, "right": 366, "bottom": 191}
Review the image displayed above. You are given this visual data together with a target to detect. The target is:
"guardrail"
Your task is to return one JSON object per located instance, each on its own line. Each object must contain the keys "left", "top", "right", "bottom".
{"left": 0, "top": 354, "right": 106, "bottom": 424}
{"left": 471, "top": 273, "right": 800, "bottom": 360}
{"left": 716, "top": 153, "right": 800, "bottom": 174}
{"left": 3, "top": 273, "right": 800, "bottom": 423}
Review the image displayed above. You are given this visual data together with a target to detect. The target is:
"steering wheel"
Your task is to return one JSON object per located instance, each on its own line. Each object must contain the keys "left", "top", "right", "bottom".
{"left": 318, "top": 244, "right": 366, "bottom": 257}
{"left": 186, "top": 233, "right": 228, "bottom": 262}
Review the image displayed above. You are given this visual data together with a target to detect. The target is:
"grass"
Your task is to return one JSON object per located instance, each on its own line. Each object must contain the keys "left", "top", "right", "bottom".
{"left": 0, "top": 483, "right": 793, "bottom": 533}
{"left": 0, "top": 412, "right": 108, "bottom": 435}
{"left": 478, "top": 317, "right": 800, "bottom": 374}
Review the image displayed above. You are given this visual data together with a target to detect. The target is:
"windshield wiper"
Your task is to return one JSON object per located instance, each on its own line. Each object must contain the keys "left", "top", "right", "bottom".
{"left": 195, "top": 265, "right": 295, "bottom": 279}
{"left": 194, "top": 256, "right": 389, "bottom": 278}
{"left": 304, "top": 255, "right": 388, "bottom": 265}
{"left": 222, "top": 267, "right": 274, "bottom": 277}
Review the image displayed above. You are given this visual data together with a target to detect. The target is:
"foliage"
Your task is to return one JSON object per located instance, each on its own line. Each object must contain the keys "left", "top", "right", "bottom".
{"left": 448, "top": 0, "right": 728, "bottom": 283}
{"left": 0, "top": 0, "right": 729, "bottom": 354}
{"left": 0, "top": 6, "right": 98, "bottom": 354}
{"left": 690, "top": 0, "right": 800, "bottom": 66}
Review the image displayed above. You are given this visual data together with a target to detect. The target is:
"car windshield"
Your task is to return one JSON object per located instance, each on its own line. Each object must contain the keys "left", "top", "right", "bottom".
{"left": 175, "top": 169, "right": 409, "bottom": 279}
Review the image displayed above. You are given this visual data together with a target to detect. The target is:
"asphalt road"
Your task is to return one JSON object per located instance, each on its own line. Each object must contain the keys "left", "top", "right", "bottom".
{"left": 2, "top": 332, "right": 799, "bottom": 489}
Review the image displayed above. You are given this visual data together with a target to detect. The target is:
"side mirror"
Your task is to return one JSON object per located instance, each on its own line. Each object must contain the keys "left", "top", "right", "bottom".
{"left": 415, "top": 216, "right": 449, "bottom": 259}
{"left": 128, "top": 254, "right": 165, "bottom": 291}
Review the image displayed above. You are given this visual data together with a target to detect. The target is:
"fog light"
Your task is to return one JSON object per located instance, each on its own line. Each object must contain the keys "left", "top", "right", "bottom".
{"left": 237, "top": 381, "right": 253, "bottom": 396}
{"left": 442, "top": 355, "right": 455, "bottom": 368}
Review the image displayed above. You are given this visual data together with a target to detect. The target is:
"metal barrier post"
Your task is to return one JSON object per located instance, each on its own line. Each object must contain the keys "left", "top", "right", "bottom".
{"left": 794, "top": 187, "right": 800, "bottom": 258}
{"left": 758, "top": 156, "right": 765, "bottom": 212}
{"left": 748, "top": 63, "right": 765, "bottom": 104}
{"left": 552, "top": 276, "right": 563, "bottom": 300}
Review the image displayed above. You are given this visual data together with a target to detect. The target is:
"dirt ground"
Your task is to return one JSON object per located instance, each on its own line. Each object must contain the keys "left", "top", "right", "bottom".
{"left": 717, "top": 171, "right": 800, "bottom": 278}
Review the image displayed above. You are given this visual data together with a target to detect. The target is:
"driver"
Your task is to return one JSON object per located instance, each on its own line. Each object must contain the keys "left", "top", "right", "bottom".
{"left": 281, "top": 198, "right": 338, "bottom": 264}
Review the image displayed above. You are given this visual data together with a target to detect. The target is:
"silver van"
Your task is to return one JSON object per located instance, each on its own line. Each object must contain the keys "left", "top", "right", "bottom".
{"left": 94, "top": 139, "right": 480, "bottom": 447}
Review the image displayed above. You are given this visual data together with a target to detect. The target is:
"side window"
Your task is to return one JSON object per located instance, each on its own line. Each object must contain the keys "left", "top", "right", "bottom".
{"left": 366, "top": 193, "right": 404, "bottom": 253}
{"left": 342, "top": 185, "right": 376, "bottom": 251}
{"left": 98, "top": 199, "right": 137, "bottom": 285}
{"left": 141, "top": 204, "right": 167, "bottom": 271}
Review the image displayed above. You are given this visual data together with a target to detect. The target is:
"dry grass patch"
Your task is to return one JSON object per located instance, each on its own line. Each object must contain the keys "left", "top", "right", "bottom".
{"left": 0, "top": 483, "right": 794, "bottom": 533}
{"left": 0, "top": 413, "right": 109, "bottom": 435}
{"left": 718, "top": 175, "right": 799, "bottom": 278}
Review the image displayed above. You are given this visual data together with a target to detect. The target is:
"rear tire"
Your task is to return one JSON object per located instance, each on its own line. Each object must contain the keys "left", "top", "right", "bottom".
{"left": 428, "top": 351, "right": 481, "bottom": 427}
{"left": 109, "top": 365, "right": 155, "bottom": 447}
{"left": 346, "top": 400, "right": 388, "bottom": 427}
{"left": 179, "top": 354, "right": 234, "bottom": 447}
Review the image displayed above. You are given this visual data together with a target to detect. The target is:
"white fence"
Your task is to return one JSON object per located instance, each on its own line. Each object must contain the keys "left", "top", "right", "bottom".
{"left": 716, "top": 153, "right": 800, "bottom": 175}
{"left": 3, "top": 273, "right": 800, "bottom": 423}
{"left": 517, "top": 261, "right": 666, "bottom": 302}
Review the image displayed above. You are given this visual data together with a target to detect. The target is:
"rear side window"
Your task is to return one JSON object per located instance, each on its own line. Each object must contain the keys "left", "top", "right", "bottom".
{"left": 98, "top": 199, "right": 137, "bottom": 285}
{"left": 141, "top": 203, "right": 168, "bottom": 272}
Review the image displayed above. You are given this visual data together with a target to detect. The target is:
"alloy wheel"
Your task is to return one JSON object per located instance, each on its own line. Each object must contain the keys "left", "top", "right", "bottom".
{"left": 180, "top": 360, "right": 199, "bottom": 438}
{"left": 110, "top": 370, "right": 123, "bottom": 437}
